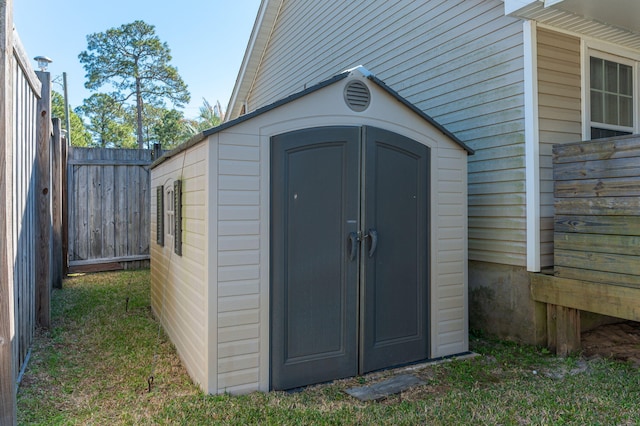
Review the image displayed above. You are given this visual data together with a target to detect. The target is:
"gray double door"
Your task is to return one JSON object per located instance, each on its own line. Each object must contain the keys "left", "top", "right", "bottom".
{"left": 271, "top": 126, "right": 430, "bottom": 390}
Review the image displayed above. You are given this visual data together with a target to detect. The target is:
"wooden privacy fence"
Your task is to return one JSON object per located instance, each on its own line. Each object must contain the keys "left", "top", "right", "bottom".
{"left": 531, "top": 134, "right": 640, "bottom": 355}
{"left": 1, "top": 7, "right": 61, "bottom": 423}
{"left": 552, "top": 134, "right": 640, "bottom": 286}
{"left": 67, "top": 147, "right": 155, "bottom": 271}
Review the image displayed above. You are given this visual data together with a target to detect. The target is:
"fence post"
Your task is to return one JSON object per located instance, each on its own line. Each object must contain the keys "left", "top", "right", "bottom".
{"left": 35, "top": 70, "right": 52, "bottom": 328}
{"left": 62, "top": 134, "right": 68, "bottom": 277}
{"left": 51, "top": 118, "right": 63, "bottom": 288}
{"left": 0, "top": 0, "right": 17, "bottom": 423}
{"left": 153, "top": 142, "right": 162, "bottom": 160}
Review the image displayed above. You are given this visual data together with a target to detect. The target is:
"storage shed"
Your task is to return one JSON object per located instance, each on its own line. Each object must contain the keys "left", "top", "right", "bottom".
{"left": 150, "top": 66, "right": 473, "bottom": 394}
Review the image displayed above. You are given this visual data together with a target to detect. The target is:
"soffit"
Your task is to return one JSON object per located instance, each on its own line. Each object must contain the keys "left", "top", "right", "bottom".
{"left": 506, "top": 0, "right": 640, "bottom": 51}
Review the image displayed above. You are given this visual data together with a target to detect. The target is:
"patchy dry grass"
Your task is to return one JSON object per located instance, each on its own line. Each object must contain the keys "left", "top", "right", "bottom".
{"left": 17, "top": 270, "right": 640, "bottom": 425}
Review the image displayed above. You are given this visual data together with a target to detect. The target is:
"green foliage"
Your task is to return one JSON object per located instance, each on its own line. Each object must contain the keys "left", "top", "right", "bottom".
{"left": 79, "top": 20, "right": 190, "bottom": 148}
{"left": 130, "top": 103, "right": 193, "bottom": 149}
{"left": 75, "top": 93, "right": 136, "bottom": 148}
{"left": 150, "top": 108, "right": 189, "bottom": 149}
{"left": 196, "top": 98, "right": 223, "bottom": 131}
{"left": 51, "top": 91, "right": 92, "bottom": 147}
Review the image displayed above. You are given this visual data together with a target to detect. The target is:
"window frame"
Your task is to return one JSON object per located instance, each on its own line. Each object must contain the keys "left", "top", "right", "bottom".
{"left": 166, "top": 185, "right": 175, "bottom": 243}
{"left": 582, "top": 43, "right": 640, "bottom": 140}
{"left": 156, "top": 185, "right": 164, "bottom": 246}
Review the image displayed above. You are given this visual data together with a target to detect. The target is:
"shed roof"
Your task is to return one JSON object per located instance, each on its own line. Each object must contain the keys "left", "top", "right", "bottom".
{"left": 151, "top": 66, "right": 473, "bottom": 169}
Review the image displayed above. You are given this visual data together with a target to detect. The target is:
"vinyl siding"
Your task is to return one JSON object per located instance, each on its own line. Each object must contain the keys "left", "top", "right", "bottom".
{"left": 432, "top": 145, "right": 468, "bottom": 356}
{"left": 150, "top": 143, "right": 209, "bottom": 390}
{"left": 215, "top": 131, "right": 263, "bottom": 393}
{"left": 536, "top": 28, "right": 582, "bottom": 267}
{"left": 246, "top": 0, "right": 527, "bottom": 266}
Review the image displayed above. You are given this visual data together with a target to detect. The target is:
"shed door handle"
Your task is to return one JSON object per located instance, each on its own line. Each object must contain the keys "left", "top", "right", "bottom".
{"left": 367, "top": 229, "right": 378, "bottom": 258}
{"left": 348, "top": 232, "right": 358, "bottom": 261}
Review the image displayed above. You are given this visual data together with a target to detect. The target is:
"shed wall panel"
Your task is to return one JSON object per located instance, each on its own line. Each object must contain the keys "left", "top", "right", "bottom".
{"left": 216, "top": 135, "right": 263, "bottom": 393}
{"left": 432, "top": 145, "right": 469, "bottom": 357}
{"left": 150, "top": 143, "right": 209, "bottom": 390}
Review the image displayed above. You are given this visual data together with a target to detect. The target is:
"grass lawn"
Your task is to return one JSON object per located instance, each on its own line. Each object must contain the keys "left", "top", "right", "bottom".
{"left": 17, "top": 269, "right": 640, "bottom": 425}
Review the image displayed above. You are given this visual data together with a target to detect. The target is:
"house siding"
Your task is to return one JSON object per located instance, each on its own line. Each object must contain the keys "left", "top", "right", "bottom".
{"left": 246, "top": 0, "right": 528, "bottom": 266}
{"left": 536, "top": 28, "right": 582, "bottom": 267}
{"left": 150, "top": 143, "right": 209, "bottom": 390}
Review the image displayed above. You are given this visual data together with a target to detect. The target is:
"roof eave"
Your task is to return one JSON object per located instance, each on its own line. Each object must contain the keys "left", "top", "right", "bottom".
{"left": 226, "top": 0, "right": 282, "bottom": 122}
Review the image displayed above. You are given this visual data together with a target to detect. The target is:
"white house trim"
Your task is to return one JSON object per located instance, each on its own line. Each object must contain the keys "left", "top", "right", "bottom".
{"left": 226, "top": 0, "right": 283, "bottom": 121}
{"left": 523, "top": 19, "right": 540, "bottom": 272}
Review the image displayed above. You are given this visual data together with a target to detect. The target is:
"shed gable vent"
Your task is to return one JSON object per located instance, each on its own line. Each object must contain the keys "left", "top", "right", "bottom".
{"left": 344, "top": 80, "right": 371, "bottom": 112}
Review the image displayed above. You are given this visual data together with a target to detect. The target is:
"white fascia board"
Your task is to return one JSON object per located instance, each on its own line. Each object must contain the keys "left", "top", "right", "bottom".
{"left": 226, "top": 0, "right": 277, "bottom": 121}
{"left": 504, "top": 0, "right": 540, "bottom": 16}
{"left": 523, "top": 20, "right": 541, "bottom": 272}
{"left": 544, "top": 0, "right": 565, "bottom": 7}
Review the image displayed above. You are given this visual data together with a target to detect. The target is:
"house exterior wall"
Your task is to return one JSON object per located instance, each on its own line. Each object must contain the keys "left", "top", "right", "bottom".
{"left": 230, "top": 0, "right": 640, "bottom": 346}
{"left": 536, "top": 28, "right": 582, "bottom": 267}
{"left": 150, "top": 142, "right": 211, "bottom": 391}
{"left": 245, "top": 0, "right": 527, "bottom": 267}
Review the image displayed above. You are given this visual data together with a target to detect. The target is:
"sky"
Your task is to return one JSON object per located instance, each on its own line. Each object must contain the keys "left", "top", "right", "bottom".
{"left": 13, "top": 0, "right": 262, "bottom": 120}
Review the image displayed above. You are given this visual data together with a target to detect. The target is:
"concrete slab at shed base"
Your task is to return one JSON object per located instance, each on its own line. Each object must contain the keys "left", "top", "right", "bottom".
{"left": 346, "top": 375, "right": 425, "bottom": 401}
{"left": 346, "top": 353, "right": 478, "bottom": 401}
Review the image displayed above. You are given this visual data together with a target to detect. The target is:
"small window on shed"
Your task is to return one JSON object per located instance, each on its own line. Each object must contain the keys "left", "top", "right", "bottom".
{"left": 174, "top": 180, "right": 182, "bottom": 256}
{"left": 166, "top": 185, "right": 175, "bottom": 241}
{"left": 165, "top": 180, "right": 183, "bottom": 256}
{"left": 156, "top": 186, "right": 164, "bottom": 246}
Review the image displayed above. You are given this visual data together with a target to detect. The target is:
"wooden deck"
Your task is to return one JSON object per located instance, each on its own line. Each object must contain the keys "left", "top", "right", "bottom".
{"left": 536, "top": 134, "right": 640, "bottom": 355}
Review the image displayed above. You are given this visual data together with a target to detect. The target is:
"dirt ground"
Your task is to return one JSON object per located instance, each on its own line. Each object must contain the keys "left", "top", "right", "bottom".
{"left": 581, "top": 321, "right": 640, "bottom": 367}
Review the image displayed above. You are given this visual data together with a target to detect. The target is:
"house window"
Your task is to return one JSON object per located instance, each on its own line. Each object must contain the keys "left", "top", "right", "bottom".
{"left": 589, "top": 55, "right": 634, "bottom": 139}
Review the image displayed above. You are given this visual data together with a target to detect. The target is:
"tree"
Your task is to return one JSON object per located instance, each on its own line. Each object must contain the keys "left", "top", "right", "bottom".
{"left": 151, "top": 108, "right": 190, "bottom": 149}
{"left": 79, "top": 20, "right": 190, "bottom": 149}
{"left": 75, "top": 94, "right": 136, "bottom": 148}
{"left": 196, "top": 98, "right": 224, "bottom": 131}
{"left": 130, "top": 103, "right": 190, "bottom": 149}
{"left": 51, "top": 91, "right": 92, "bottom": 147}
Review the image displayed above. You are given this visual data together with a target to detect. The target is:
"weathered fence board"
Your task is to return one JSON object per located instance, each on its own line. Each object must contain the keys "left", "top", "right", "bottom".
{"left": 35, "top": 70, "right": 51, "bottom": 329}
{"left": 554, "top": 196, "right": 640, "bottom": 216}
{"left": 51, "top": 119, "right": 64, "bottom": 289}
{"left": 555, "top": 215, "right": 640, "bottom": 236}
{"left": 553, "top": 135, "right": 640, "bottom": 289}
{"left": 553, "top": 156, "right": 640, "bottom": 181}
{"left": 554, "top": 267, "right": 640, "bottom": 288}
{"left": 2, "top": 10, "right": 50, "bottom": 423}
{"left": 555, "top": 177, "right": 640, "bottom": 198}
{"left": 15, "top": 35, "right": 46, "bottom": 382}
{"left": 67, "top": 147, "right": 154, "bottom": 269}
{"left": 555, "top": 232, "right": 640, "bottom": 256}
{"left": 552, "top": 135, "right": 640, "bottom": 163}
